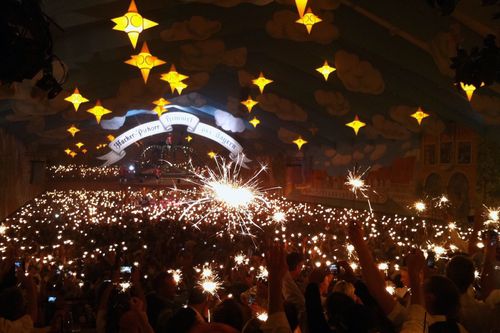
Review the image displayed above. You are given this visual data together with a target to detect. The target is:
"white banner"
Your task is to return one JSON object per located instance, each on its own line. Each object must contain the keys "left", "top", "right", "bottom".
{"left": 97, "top": 112, "right": 250, "bottom": 167}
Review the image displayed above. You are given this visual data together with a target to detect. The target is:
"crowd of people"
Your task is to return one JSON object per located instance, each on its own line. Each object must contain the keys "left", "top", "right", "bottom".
{"left": 0, "top": 187, "right": 498, "bottom": 333}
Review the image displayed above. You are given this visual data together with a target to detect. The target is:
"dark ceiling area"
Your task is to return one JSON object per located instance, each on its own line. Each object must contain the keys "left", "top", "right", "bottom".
{"left": 1, "top": 0, "right": 499, "bottom": 170}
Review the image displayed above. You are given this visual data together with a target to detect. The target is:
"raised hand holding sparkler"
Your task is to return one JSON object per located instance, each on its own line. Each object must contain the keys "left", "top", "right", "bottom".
{"left": 345, "top": 166, "right": 373, "bottom": 213}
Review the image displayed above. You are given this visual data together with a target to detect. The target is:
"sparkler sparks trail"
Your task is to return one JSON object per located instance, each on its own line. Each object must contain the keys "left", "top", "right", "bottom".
{"left": 413, "top": 201, "right": 427, "bottom": 213}
{"left": 484, "top": 205, "right": 499, "bottom": 230}
{"left": 178, "top": 155, "right": 277, "bottom": 237}
{"left": 198, "top": 264, "right": 222, "bottom": 295}
{"left": 434, "top": 194, "right": 450, "bottom": 208}
{"left": 345, "top": 166, "right": 374, "bottom": 213}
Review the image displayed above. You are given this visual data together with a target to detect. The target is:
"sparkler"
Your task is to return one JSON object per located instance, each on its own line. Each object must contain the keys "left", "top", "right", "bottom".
{"left": 434, "top": 194, "right": 450, "bottom": 208}
{"left": 178, "top": 155, "right": 275, "bottom": 237}
{"left": 413, "top": 201, "right": 427, "bottom": 213}
{"left": 484, "top": 205, "right": 499, "bottom": 230}
{"left": 198, "top": 270, "right": 222, "bottom": 296}
{"left": 234, "top": 253, "right": 248, "bottom": 266}
{"left": 168, "top": 269, "right": 182, "bottom": 284}
{"left": 345, "top": 166, "right": 373, "bottom": 213}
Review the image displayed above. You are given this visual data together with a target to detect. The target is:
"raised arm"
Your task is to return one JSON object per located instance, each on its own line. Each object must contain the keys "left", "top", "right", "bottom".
{"left": 480, "top": 232, "right": 497, "bottom": 300}
{"left": 347, "top": 220, "right": 395, "bottom": 315}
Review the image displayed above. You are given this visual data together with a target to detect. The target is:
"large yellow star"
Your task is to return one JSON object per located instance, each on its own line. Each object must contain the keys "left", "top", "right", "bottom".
{"left": 125, "top": 42, "right": 165, "bottom": 83}
{"left": 160, "top": 65, "right": 189, "bottom": 94}
{"left": 185, "top": 135, "right": 193, "bottom": 143}
{"left": 152, "top": 97, "right": 171, "bottom": 117}
{"left": 64, "top": 88, "right": 89, "bottom": 111}
{"left": 67, "top": 125, "right": 80, "bottom": 137}
{"left": 296, "top": 9, "right": 322, "bottom": 34}
{"left": 111, "top": 0, "right": 158, "bottom": 48}
{"left": 87, "top": 100, "right": 112, "bottom": 124}
{"left": 316, "top": 60, "right": 336, "bottom": 81}
{"left": 293, "top": 136, "right": 308, "bottom": 150}
{"left": 249, "top": 117, "right": 261, "bottom": 128}
{"left": 75, "top": 142, "right": 85, "bottom": 149}
{"left": 346, "top": 115, "right": 366, "bottom": 135}
{"left": 241, "top": 96, "right": 258, "bottom": 113}
{"left": 70, "top": 151, "right": 77, "bottom": 158}
{"left": 411, "top": 107, "right": 429, "bottom": 125}
{"left": 252, "top": 72, "right": 273, "bottom": 94}
{"left": 64, "top": 148, "right": 72, "bottom": 155}
{"left": 172, "top": 81, "right": 187, "bottom": 95}
{"left": 459, "top": 82, "right": 484, "bottom": 101}
{"left": 295, "top": 0, "right": 308, "bottom": 17}
{"left": 208, "top": 151, "right": 217, "bottom": 159}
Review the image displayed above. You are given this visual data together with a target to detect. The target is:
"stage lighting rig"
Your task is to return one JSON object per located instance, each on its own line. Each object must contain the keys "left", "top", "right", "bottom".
{"left": 0, "top": 0, "right": 65, "bottom": 98}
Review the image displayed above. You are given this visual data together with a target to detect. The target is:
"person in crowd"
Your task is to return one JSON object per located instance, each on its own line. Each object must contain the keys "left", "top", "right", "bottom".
{"left": 146, "top": 272, "right": 178, "bottom": 330}
{"left": 282, "top": 252, "right": 306, "bottom": 332}
{"left": 445, "top": 245, "right": 500, "bottom": 333}
{"left": 188, "top": 287, "right": 210, "bottom": 323}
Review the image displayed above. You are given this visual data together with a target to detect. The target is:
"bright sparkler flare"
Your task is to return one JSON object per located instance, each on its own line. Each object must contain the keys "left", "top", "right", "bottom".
{"left": 345, "top": 166, "right": 373, "bottom": 213}
{"left": 0, "top": 224, "right": 7, "bottom": 235}
{"left": 168, "top": 269, "right": 182, "bottom": 284}
{"left": 272, "top": 211, "right": 287, "bottom": 224}
{"left": 484, "top": 206, "right": 499, "bottom": 229}
{"left": 414, "top": 201, "right": 427, "bottom": 213}
{"left": 234, "top": 253, "right": 248, "bottom": 266}
{"left": 178, "top": 156, "right": 272, "bottom": 236}
{"left": 257, "top": 312, "right": 268, "bottom": 322}
{"left": 435, "top": 194, "right": 450, "bottom": 208}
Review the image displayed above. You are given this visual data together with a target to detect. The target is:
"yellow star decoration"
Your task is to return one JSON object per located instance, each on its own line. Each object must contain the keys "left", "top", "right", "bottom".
{"left": 185, "top": 135, "right": 193, "bottom": 143}
{"left": 82, "top": 149, "right": 88, "bottom": 154}
{"left": 296, "top": 9, "right": 322, "bottom": 34}
{"left": 152, "top": 97, "right": 171, "bottom": 117}
{"left": 460, "top": 82, "right": 484, "bottom": 101}
{"left": 107, "top": 134, "right": 115, "bottom": 142}
{"left": 87, "top": 100, "right": 112, "bottom": 124}
{"left": 67, "top": 125, "right": 80, "bottom": 137}
{"left": 241, "top": 96, "right": 258, "bottom": 113}
{"left": 249, "top": 117, "right": 261, "bottom": 128}
{"left": 64, "top": 88, "right": 89, "bottom": 111}
{"left": 75, "top": 142, "right": 84, "bottom": 149}
{"left": 346, "top": 115, "right": 366, "bottom": 135}
{"left": 125, "top": 42, "right": 165, "bottom": 83}
{"left": 293, "top": 136, "right": 308, "bottom": 150}
{"left": 316, "top": 60, "right": 336, "bottom": 81}
{"left": 411, "top": 107, "right": 429, "bottom": 125}
{"left": 208, "top": 151, "right": 217, "bottom": 159}
{"left": 111, "top": 0, "right": 158, "bottom": 48}
{"left": 70, "top": 151, "right": 77, "bottom": 158}
{"left": 252, "top": 72, "right": 273, "bottom": 94}
{"left": 295, "top": 0, "right": 308, "bottom": 17}
{"left": 64, "top": 148, "right": 72, "bottom": 155}
{"left": 160, "top": 65, "right": 189, "bottom": 95}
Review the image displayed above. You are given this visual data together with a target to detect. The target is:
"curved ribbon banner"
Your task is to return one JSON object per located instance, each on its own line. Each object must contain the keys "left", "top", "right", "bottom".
{"left": 97, "top": 112, "right": 251, "bottom": 167}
